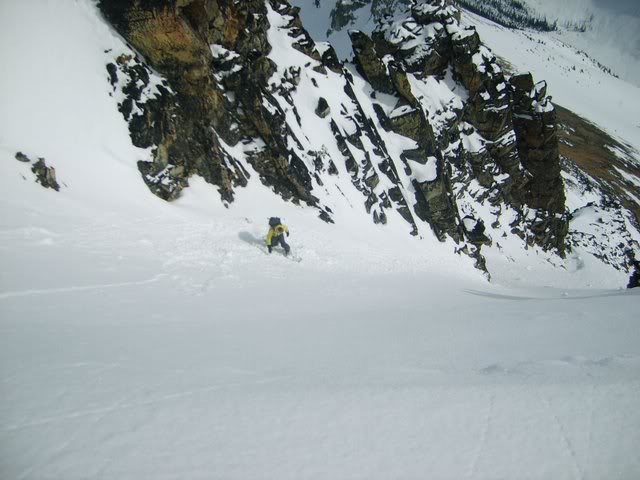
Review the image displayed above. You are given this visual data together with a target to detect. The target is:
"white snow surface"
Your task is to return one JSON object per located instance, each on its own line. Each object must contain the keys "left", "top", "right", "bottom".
{"left": 1, "top": 1, "right": 640, "bottom": 479}
{"left": 524, "top": 0, "right": 640, "bottom": 88}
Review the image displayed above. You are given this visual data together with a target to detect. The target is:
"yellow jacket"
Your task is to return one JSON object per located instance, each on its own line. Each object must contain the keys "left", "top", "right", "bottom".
{"left": 266, "top": 224, "right": 289, "bottom": 245}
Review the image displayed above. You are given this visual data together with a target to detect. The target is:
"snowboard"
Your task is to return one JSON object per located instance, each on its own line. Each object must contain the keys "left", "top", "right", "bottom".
{"left": 258, "top": 242, "right": 302, "bottom": 263}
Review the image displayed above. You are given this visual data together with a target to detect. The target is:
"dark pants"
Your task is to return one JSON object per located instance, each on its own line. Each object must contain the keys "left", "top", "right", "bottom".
{"left": 270, "top": 234, "right": 290, "bottom": 254}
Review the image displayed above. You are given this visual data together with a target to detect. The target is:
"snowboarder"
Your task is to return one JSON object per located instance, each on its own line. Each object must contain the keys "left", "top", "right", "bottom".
{"left": 266, "top": 217, "right": 290, "bottom": 256}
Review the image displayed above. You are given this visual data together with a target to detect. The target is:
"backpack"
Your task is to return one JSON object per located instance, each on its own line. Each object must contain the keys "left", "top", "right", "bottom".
{"left": 269, "top": 217, "right": 281, "bottom": 227}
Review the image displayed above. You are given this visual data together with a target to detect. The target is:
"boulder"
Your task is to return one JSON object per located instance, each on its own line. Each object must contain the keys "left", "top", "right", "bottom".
{"left": 15, "top": 151, "right": 30, "bottom": 163}
{"left": 315, "top": 97, "right": 331, "bottom": 118}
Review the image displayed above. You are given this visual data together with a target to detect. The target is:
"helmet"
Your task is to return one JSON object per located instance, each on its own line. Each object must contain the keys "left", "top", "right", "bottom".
{"left": 269, "top": 217, "right": 281, "bottom": 227}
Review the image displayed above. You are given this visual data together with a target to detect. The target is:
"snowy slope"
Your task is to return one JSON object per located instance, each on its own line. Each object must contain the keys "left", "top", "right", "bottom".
{"left": 524, "top": 0, "right": 640, "bottom": 88}
{"left": 2, "top": 209, "right": 640, "bottom": 479}
{"left": 0, "top": 0, "right": 161, "bottom": 219}
{"left": 1, "top": 1, "right": 640, "bottom": 479}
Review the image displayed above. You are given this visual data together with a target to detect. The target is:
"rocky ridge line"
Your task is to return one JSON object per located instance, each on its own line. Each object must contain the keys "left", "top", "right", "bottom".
{"left": 98, "top": 0, "right": 572, "bottom": 272}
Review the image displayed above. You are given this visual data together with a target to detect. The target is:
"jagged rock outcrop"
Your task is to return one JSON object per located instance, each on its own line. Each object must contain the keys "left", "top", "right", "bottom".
{"left": 350, "top": 31, "right": 396, "bottom": 94}
{"left": 511, "top": 73, "right": 565, "bottom": 213}
{"left": 100, "top": 1, "right": 249, "bottom": 202}
{"left": 101, "top": 0, "right": 302, "bottom": 205}
{"left": 359, "top": 0, "right": 568, "bottom": 255}
{"left": 304, "top": 0, "right": 637, "bottom": 277}
{"left": 98, "top": 0, "right": 573, "bottom": 272}
{"left": 15, "top": 152, "right": 60, "bottom": 191}
{"left": 32, "top": 158, "right": 60, "bottom": 192}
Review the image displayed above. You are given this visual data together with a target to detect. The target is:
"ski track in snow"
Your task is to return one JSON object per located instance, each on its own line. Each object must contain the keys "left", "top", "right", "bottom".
{"left": 2, "top": 374, "right": 293, "bottom": 434}
{"left": 463, "top": 288, "right": 634, "bottom": 302}
{"left": 467, "top": 392, "right": 495, "bottom": 479}
{"left": 544, "top": 395, "right": 585, "bottom": 480}
{"left": 0, "top": 274, "right": 168, "bottom": 300}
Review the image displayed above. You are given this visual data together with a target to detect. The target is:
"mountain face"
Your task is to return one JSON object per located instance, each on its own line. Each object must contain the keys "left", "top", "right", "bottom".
{"left": 318, "top": 0, "right": 555, "bottom": 39}
{"left": 97, "top": 0, "right": 638, "bottom": 280}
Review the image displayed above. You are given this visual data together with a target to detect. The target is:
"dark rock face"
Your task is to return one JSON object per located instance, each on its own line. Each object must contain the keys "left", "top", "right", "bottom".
{"left": 629, "top": 260, "right": 640, "bottom": 289}
{"left": 315, "top": 97, "right": 331, "bottom": 118}
{"left": 386, "top": 108, "right": 436, "bottom": 152}
{"left": 319, "top": 44, "right": 342, "bottom": 73}
{"left": 462, "top": 216, "right": 491, "bottom": 245}
{"left": 99, "top": 1, "right": 224, "bottom": 112}
{"left": 511, "top": 75, "right": 565, "bottom": 213}
{"left": 449, "top": 25, "right": 523, "bottom": 187}
{"left": 99, "top": 2, "right": 246, "bottom": 203}
{"left": 412, "top": 164, "right": 464, "bottom": 243}
{"left": 100, "top": 0, "right": 327, "bottom": 209}
{"left": 350, "top": 30, "right": 396, "bottom": 94}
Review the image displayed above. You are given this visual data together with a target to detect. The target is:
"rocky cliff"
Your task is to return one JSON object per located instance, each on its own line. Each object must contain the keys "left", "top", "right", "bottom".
{"left": 98, "top": 0, "right": 625, "bottom": 274}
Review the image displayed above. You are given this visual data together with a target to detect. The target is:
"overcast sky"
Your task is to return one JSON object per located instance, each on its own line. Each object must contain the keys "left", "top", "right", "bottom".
{"left": 592, "top": 0, "right": 640, "bottom": 17}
